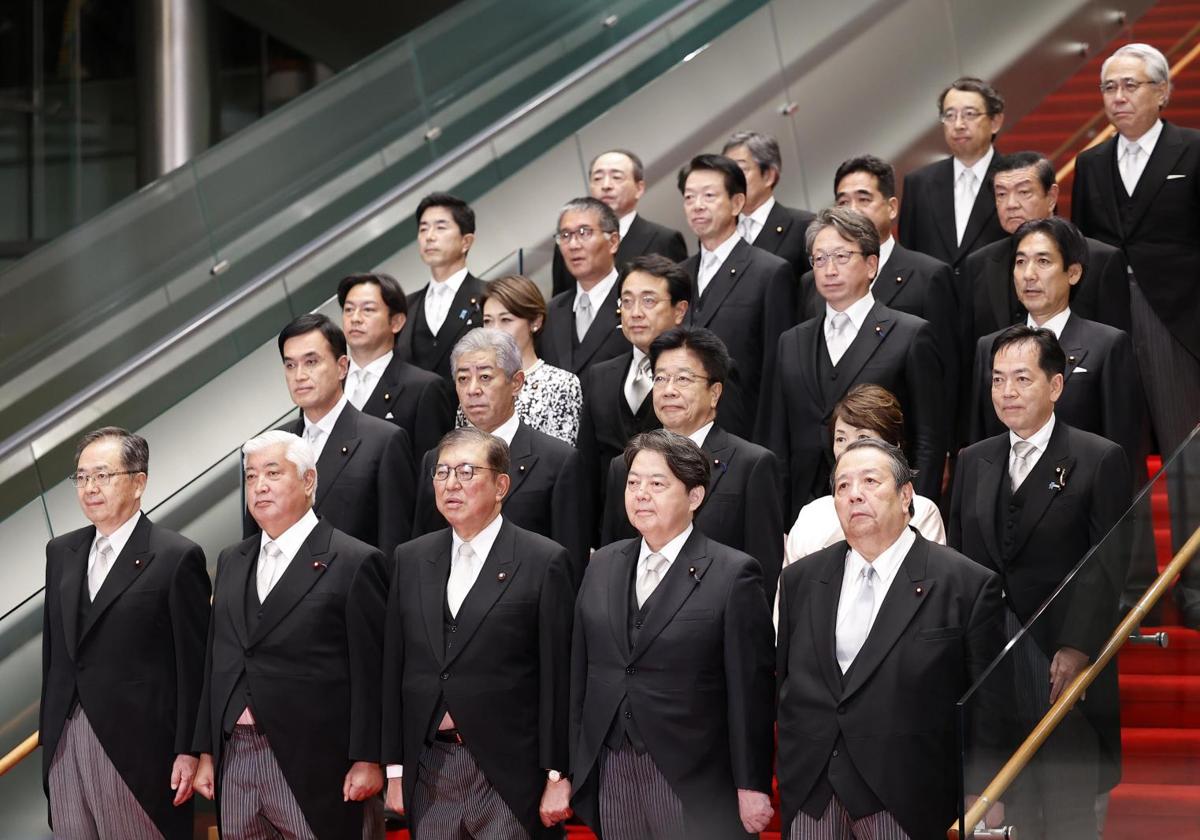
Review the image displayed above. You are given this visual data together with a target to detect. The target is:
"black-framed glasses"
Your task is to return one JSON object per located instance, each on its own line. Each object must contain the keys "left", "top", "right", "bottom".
{"left": 69, "top": 470, "right": 140, "bottom": 488}
{"left": 810, "top": 250, "right": 863, "bottom": 269}
{"left": 432, "top": 463, "right": 500, "bottom": 482}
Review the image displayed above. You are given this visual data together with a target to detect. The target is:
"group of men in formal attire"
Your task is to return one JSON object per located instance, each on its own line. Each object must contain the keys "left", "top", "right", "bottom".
{"left": 38, "top": 42, "right": 1199, "bottom": 840}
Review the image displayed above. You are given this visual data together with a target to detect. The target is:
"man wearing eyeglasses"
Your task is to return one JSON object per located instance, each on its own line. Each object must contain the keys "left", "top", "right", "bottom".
{"left": 382, "top": 427, "right": 575, "bottom": 839}
{"left": 42, "top": 427, "right": 210, "bottom": 840}
{"left": 898, "top": 77, "right": 1008, "bottom": 279}
{"left": 1072, "top": 43, "right": 1200, "bottom": 629}
{"left": 765, "top": 207, "right": 945, "bottom": 521}
{"left": 413, "top": 327, "right": 588, "bottom": 583}
{"left": 541, "top": 196, "right": 632, "bottom": 375}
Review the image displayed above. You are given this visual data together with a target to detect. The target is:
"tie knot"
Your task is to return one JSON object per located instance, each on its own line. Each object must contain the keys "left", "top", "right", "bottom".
{"left": 645, "top": 552, "right": 668, "bottom": 574}
{"left": 263, "top": 541, "right": 283, "bottom": 561}
{"left": 1013, "top": 440, "right": 1037, "bottom": 460}
{"left": 860, "top": 563, "right": 876, "bottom": 583}
{"left": 577, "top": 294, "right": 592, "bottom": 313}
{"left": 637, "top": 357, "right": 652, "bottom": 378}
{"left": 831, "top": 311, "right": 850, "bottom": 331}
{"left": 457, "top": 542, "right": 477, "bottom": 564}
{"left": 95, "top": 536, "right": 112, "bottom": 557}
{"left": 1125, "top": 143, "right": 1140, "bottom": 159}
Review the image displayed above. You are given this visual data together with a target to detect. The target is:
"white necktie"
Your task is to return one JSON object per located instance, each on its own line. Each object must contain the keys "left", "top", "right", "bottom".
{"left": 836, "top": 564, "right": 877, "bottom": 673}
{"left": 826, "top": 312, "right": 853, "bottom": 365}
{"left": 304, "top": 423, "right": 324, "bottom": 458}
{"left": 625, "top": 356, "right": 653, "bottom": 413}
{"left": 636, "top": 552, "right": 669, "bottom": 608}
{"left": 1010, "top": 439, "right": 1037, "bottom": 491}
{"left": 348, "top": 369, "right": 373, "bottom": 409}
{"left": 955, "top": 169, "right": 976, "bottom": 246}
{"left": 257, "top": 542, "right": 285, "bottom": 602}
{"left": 88, "top": 537, "right": 114, "bottom": 601}
{"left": 575, "top": 293, "right": 593, "bottom": 342}
{"left": 1121, "top": 144, "right": 1142, "bottom": 195}
{"left": 426, "top": 283, "right": 451, "bottom": 335}
{"left": 447, "top": 543, "right": 480, "bottom": 617}
{"left": 738, "top": 215, "right": 757, "bottom": 244}
{"left": 697, "top": 250, "right": 721, "bottom": 298}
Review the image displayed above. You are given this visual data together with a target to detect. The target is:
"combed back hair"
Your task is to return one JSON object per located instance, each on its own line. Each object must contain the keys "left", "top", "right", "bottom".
{"left": 990, "top": 325, "right": 1067, "bottom": 380}
{"left": 621, "top": 254, "right": 692, "bottom": 306}
{"left": 243, "top": 430, "right": 318, "bottom": 497}
{"left": 482, "top": 275, "right": 547, "bottom": 328}
{"left": 558, "top": 196, "right": 619, "bottom": 234}
{"left": 995, "top": 151, "right": 1056, "bottom": 193}
{"left": 805, "top": 206, "right": 881, "bottom": 259}
{"left": 436, "top": 427, "right": 510, "bottom": 475}
{"left": 277, "top": 313, "right": 347, "bottom": 360}
{"left": 834, "top": 155, "right": 896, "bottom": 198}
{"left": 831, "top": 384, "right": 906, "bottom": 449}
{"left": 74, "top": 426, "right": 149, "bottom": 474}
{"left": 649, "top": 326, "right": 731, "bottom": 386}
{"left": 677, "top": 154, "right": 747, "bottom": 198}
{"left": 834, "top": 438, "right": 918, "bottom": 492}
{"left": 1013, "top": 216, "right": 1089, "bottom": 276}
{"left": 623, "top": 429, "right": 711, "bottom": 492}
{"left": 589, "top": 149, "right": 645, "bottom": 182}
{"left": 1103, "top": 43, "right": 1172, "bottom": 103}
{"left": 450, "top": 327, "right": 523, "bottom": 380}
{"left": 722, "top": 131, "right": 782, "bottom": 176}
{"left": 336, "top": 272, "right": 408, "bottom": 317}
{"left": 938, "top": 76, "right": 1005, "bottom": 116}
{"left": 415, "top": 192, "right": 476, "bottom": 235}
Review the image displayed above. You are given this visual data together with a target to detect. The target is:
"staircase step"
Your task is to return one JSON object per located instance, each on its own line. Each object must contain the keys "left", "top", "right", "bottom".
{"left": 1108, "top": 781, "right": 1200, "bottom": 816}
{"left": 1121, "top": 728, "right": 1200, "bottom": 785}
{"left": 1121, "top": 627, "right": 1200, "bottom": 675}
{"left": 1119, "top": 674, "right": 1200, "bottom": 727}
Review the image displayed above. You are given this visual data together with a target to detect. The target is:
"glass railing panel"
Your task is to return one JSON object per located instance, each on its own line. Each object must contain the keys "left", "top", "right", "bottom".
{"left": 957, "top": 426, "right": 1200, "bottom": 840}
{"left": 0, "top": 444, "right": 53, "bottom": 621}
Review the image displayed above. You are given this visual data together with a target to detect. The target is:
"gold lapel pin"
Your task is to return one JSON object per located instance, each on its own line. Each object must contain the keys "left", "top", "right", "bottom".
{"left": 312, "top": 561, "right": 321, "bottom": 570}
{"left": 341, "top": 446, "right": 348, "bottom": 455}
{"left": 688, "top": 566, "right": 697, "bottom": 575}
{"left": 915, "top": 586, "right": 923, "bottom": 595}
{"left": 895, "top": 275, "right": 903, "bottom": 284}
{"left": 1068, "top": 355, "right": 1077, "bottom": 365}
{"left": 133, "top": 559, "right": 142, "bottom": 567}
{"left": 874, "top": 324, "right": 883, "bottom": 334}
{"left": 776, "top": 225, "right": 784, "bottom": 234}
{"left": 729, "top": 268, "right": 737, "bottom": 275}
{"left": 497, "top": 571, "right": 508, "bottom": 581}
{"left": 383, "top": 393, "right": 391, "bottom": 401}
{"left": 518, "top": 464, "right": 526, "bottom": 472}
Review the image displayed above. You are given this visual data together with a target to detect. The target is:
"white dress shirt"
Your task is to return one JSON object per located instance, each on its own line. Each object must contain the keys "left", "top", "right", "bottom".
{"left": 574, "top": 268, "right": 619, "bottom": 324}
{"left": 738, "top": 196, "right": 776, "bottom": 245}
{"left": 258, "top": 508, "right": 320, "bottom": 592}
{"left": 303, "top": 394, "right": 349, "bottom": 461}
{"left": 953, "top": 146, "right": 995, "bottom": 244}
{"left": 834, "top": 525, "right": 915, "bottom": 670}
{"left": 476, "top": 411, "right": 520, "bottom": 446}
{"left": 697, "top": 230, "right": 741, "bottom": 298}
{"left": 1117, "top": 119, "right": 1163, "bottom": 193}
{"left": 824, "top": 291, "right": 875, "bottom": 351}
{"left": 1028, "top": 307, "right": 1071, "bottom": 339}
{"left": 637, "top": 523, "right": 694, "bottom": 591}
{"left": 618, "top": 211, "right": 637, "bottom": 239}
{"left": 87, "top": 509, "right": 143, "bottom": 596}
{"left": 425, "top": 267, "right": 469, "bottom": 336}
{"left": 1009, "top": 413, "right": 1056, "bottom": 479}
{"left": 687, "top": 421, "right": 715, "bottom": 451}
{"left": 346, "top": 350, "right": 392, "bottom": 410}
{"left": 872, "top": 236, "right": 897, "bottom": 280}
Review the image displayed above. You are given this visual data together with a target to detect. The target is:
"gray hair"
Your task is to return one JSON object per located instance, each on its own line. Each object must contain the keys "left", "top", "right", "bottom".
{"left": 832, "top": 438, "right": 918, "bottom": 491}
{"left": 450, "top": 327, "right": 523, "bottom": 380}
{"left": 557, "top": 196, "right": 619, "bottom": 234}
{"left": 436, "top": 427, "right": 511, "bottom": 474}
{"left": 722, "top": 130, "right": 783, "bottom": 178}
{"left": 74, "top": 426, "right": 150, "bottom": 474}
{"left": 242, "top": 430, "right": 318, "bottom": 497}
{"left": 805, "top": 206, "right": 881, "bottom": 259}
{"left": 1102, "top": 43, "right": 1172, "bottom": 104}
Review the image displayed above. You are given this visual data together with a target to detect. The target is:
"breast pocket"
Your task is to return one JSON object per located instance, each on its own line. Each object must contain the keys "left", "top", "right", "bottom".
{"left": 917, "top": 625, "right": 962, "bottom": 641}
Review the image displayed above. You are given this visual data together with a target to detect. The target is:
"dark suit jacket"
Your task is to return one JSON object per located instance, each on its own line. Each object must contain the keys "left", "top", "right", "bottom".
{"left": 600, "top": 425, "right": 784, "bottom": 600}
{"left": 358, "top": 353, "right": 455, "bottom": 459}
{"left": 541, "top": 279, "right": 631, "bottom": 376}
{"left": 382, "top": 521, "right": 574, "bottom": 838}
{"left": 413, "top": 421, "right": 589, "bottom": 583}
{"left": 194, "top": 520, "right": 387, "bottom": 840}
{"left": 551, "top": 213, "right": 688, "bottom": 297}
{"left": 248, "top": 404, "right": 414, "bottom": 559}
{"left": 748, "top": 200, "right": 816, "bottom": 281}
{"left": 396, "top": 274, "right": 486, "bottom": 381}
{"left": 950, "top": 421, "right": 1131, "bottom": 790}
{"left": 570, "top": 530, "right": 775, "bottom": 840}
{"left": 898, "top": 154, "right": 1007, "bottom": 285}
{"left": 41, "top": 515, "right": 210, "bottom": 840}
{"left": 775, "top": 533, "right": 1007, "bottom": 840}
{"left": 764, "top": 301, "right": 945, "bottom": 520}
{"left": 1072, "top": 120, "right": 1200, "bottom": 359}
{"left": 682, "top": 238, "right": 797, "bottom": 440}
{"left": 968, "top": 314, "right": 1141, "bottom": 465}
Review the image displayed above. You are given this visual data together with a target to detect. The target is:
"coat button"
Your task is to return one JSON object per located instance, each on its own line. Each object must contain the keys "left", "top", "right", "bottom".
{"left": 449, "top": 624, "right": 457, "bottom": 633}
{"left": 634, "top": 620, "right": 643, "bottom": 629}
{"left": 837, "top": 705, "right": 846, "bottom": 714}
{"left": 626, "top": 666, "right": 636, "bottom": 675}
{"left": 624, "top": 711, "right": 632, "bottom": 719}
{"left": 245, "top": 649, "right": 254, "bottom": 658}
{"left": 832, "top": 749, "right": 839, "bottom": 758}
{"left": 440, "top": 672, "right": 449, "bottom": 680}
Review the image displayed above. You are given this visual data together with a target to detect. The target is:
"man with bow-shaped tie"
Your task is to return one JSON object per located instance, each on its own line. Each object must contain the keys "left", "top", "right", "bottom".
{"left": 41, "top": 427, "right": 210, "bottom": 840}
{"left": 194, "top": 430, "right": 388, "bottom": 839}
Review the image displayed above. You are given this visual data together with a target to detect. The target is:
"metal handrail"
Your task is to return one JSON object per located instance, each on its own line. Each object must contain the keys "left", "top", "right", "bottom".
{"left": 0, "top": 0, "right": 711, "bottom": 465}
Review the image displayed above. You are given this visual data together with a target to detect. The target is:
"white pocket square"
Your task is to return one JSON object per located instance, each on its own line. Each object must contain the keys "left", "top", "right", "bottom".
{"left": 1074, "top": 367, "right": 1088, "bottom": 373}
{"left": 385, "top": 412, "right": 395, "bottom": 419}
{"left": 1167, "top": 174, "right": 1187, "bottom": 180}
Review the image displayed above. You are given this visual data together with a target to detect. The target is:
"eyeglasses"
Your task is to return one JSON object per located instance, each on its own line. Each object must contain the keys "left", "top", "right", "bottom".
{"left": 619, "top": 294, "right": 665, "bottom": 311}
{"left": 939, "top": 108, "right": 987, "bottom": 124}
{"left": 69, "top": 470, "right": 139, "bottom": 488}
{"left": 652, "top": 372, "right": 710, "bottom": 389}
{"left": 554, "top": 226, "right": 605, "bottom": 244}
{"left": 432, "top": 463, "right": 500, "bottom": 482}
{"left": 1100, "top": 78, "right": 1161, "bottom": 95}
{"left": 810, "top": 250, "right": 863, "bottom": 269}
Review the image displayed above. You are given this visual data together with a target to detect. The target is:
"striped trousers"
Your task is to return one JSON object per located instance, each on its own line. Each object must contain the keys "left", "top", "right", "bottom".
{"left": 48, "top": 705, "right": 163, "bottom": 840}
{"left": 786, "top": 797, "right": 910, "bottom": 840}
{"left": 220, "top": 725, "right": 317, "bottom": 840}
{"left": 598, "top": 744, "right": 686, "bottom": 840}
{"left": 409, "top": 741, "right": 528, "bottom": 840}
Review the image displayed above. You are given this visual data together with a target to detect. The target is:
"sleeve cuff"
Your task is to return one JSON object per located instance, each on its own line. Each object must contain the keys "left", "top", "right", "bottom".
{"left": 386, "top": 764, "right": 403, "bottom": 779}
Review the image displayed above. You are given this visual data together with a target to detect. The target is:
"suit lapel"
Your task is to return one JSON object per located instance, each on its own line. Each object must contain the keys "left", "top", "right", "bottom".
{"left": 443, "top": 521, "right": 521, "bottom": 669}
{"left": 695, "top": 240, "right": 753, "bottom": 328}
{"left": 506, "top": 423, "right": 538, "bottom": 497}
{"left": 81, "top": 516, "right": 156, "bottom": 643}
{"left": 631, "top": 531, "right": 712, "bottom": 662}
{"left": 251, "top": 519, "right": 335, "bottom": 645}
{"left": 418, "top": 531, "right": 452, "bottom": 660}
{"left": 974, "top": 438, "right": 1006, "bottom": 568}
{"left": 313, "top": 407, "right": 362, "bottom": 507}
{"left": 434, "top": 277, "right": 482, "bottom": 344}
{"left": 870, "top": 250, "right": 907, "bottom": 307}
{"left": 809, "top": 545, "right": 846, "bottom": 700}
{"left": 608, "top": 541, "right": 639, "bottom": 655}
{"left": 546, "top": 294, "right": 575, "bottom": 370}
{"left": 363, "top": 356, "right": 408, "bottom": 418}
{"left": 1009, "top": 424, "right": 1075, "bottom": 559}
{"left": 957, "top": 158, "right": 1000, "bottom": 259}
{"left": 618, "top": 215, "right": 654, "bottom": 260}
{"left": 59, "top": 528, "right": 93, "bottom": 660}
{"left": 1058, "top": 315, "right": 1088, "bottom": 386}
{"left": 226, "top": 538, "right": 257, "bottom": 649}
{"left": 1126, "top": 122, "right": 1187, "bottom": 234}
{"left": 701, "top": 426, "right": 735, "bottom": 499}
{"left": 932, "top": 160, "right": 959, "bottom": 259}
{"left": 396, "top": 289, "right": 426, "bottom": 360}
{"left": 574, "top": 283, "right": 623, "bottom": 370}
{"left": 824, "top": 302, "right": 893, "bottom": 411}
{"left": 751, "top": 202, "right": 792, "bottom": 256}
{"left": 985, "top": 243, "right": 1014, "bottom": 329}
{"left": 1088, "top": 137, "right": 1125, "bottom": 237}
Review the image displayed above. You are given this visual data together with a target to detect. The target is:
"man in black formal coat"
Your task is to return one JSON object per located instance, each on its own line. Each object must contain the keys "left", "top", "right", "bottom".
{"left": 898, "top": 77, "right": 1008, "bottom": 280}
{"left": 194, "top": 430, "right": 387, "bottom": 840}
{"left": 542, "top": 197, "right": 632, "bottom": 376}
{"left": 413, "top": 328, "right": 588, "bottom": 582}
{"left": 951, "top": 326, "right": 1131, "bottom": 838}
{"left": 578, "top": 254, "right": 688, "bottom": 532}
{"left": 722, "top": 130, "right": 816, "bottom": 281}
{"left": 41, "top": 428, "right": 210, "bottom": 840}
{"left": 382, "top": 428, "right": 575, "bottom": 838}
{"left": 765, "top": 207, "right": 945, "bottom": 521}
{"left": 338, "top": 272, "right": 454, "bottom": 459}
{"left": 600, "top": 327, "right": 784, "bottom": 601}
{"left": 777, "top": 438, "right": 1006, "bottom": 840}
{"left": 250, "top": 314, "right": 415, "bottom": 558}
{"left": 550, "top": 149, "right": 688, "bottom": 296}
{"left": 396, "top": 193, "right": 486, "bottom": 382}
{"left": 571, "top": 430, "right": 775, "bottom": 840}
{"left": 1072, "top": 43, "right": 1200, "bottom": 625}
{"left": 678, "top": 154, "right": 796, "bottom": 440}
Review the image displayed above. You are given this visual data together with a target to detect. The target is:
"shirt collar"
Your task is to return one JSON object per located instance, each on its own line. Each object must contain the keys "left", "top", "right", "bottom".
{"left": 688, "top": 420, "right": 715, "bottom": 450}
{"left": 1009, "top": 412, "right": 1056, "bottom": 452}
{"left": 875, "top": 236, "right": 896, "bottom": 275}
{"left": 639, "top": 523, "right": 694, "bottom": 568}
{"left": 618, "top": 211, "right": 637, "bottom": 239}
{"left": 480, "top": 411, "right": 521, "bottom": 446}
{"left": 845, "top": 524, "right": 915, "bottom": 591}
{"left": 745, "top": 195, "right": 776, "bottom": 228}
{"left": 575, "top": 268, "right": 619, "bottom": 313}
{"left": 1118, "top": 118, "right": 1163, "bottom": 157}
{"left": 348, "top": 349, "right": 393, "bottom": 380}
{"left": 701, "top": 229, "right": 741, "bottom": 266}
{"left": 953, "top": 145, "right": 994, "bottom": 182}
{"left": 825, "top": 290, "right": 876, "bottom": 330}
{"left": 1027, "top": 307, "right": 1072, "bottom": 339}
{"left": 261, "top": 508, "right": 320, "bottom": 562}
{"left": 451, "top": 513, "right": 505, "bottom": 565}
{"left": 306, "top": 393, "right": 349, "bottom": 436}
{"left": 429, "top": 267, "right": 469, "bottom": 296}
{"left": 92, "top": 509, "right": 143, "bottom": 557}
